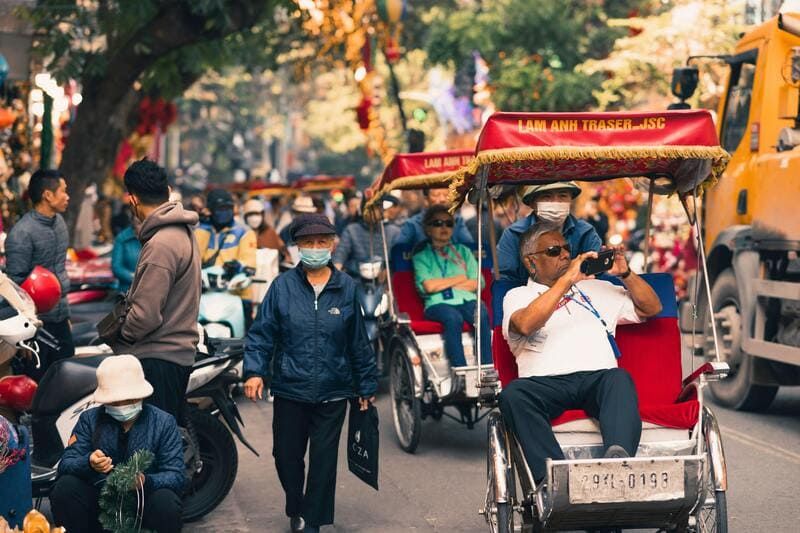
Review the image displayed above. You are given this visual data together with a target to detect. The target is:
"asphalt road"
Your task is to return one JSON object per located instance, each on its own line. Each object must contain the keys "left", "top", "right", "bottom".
{"left": 194, "top": 349, "right": 800, "bottom": 533}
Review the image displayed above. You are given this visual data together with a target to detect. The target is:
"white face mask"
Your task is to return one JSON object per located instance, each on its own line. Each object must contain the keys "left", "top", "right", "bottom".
{"left": 535, "top": 201, "right": 571, "bottom": 225}
{"left": 245, "top": 214, "right": 263, "bottom": 230}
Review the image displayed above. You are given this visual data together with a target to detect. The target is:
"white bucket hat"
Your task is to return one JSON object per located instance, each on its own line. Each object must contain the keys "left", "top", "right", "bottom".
{"left": 93, "top": 355, "right": 154, "bottom": 404}
{"left": 292, "top": 195, "right": 317, "bottom": 214}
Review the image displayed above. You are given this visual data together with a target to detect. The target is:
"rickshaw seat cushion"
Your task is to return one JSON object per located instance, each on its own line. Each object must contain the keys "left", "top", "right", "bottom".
{"left": 492, "top": 273, "right": 698, "bottom": 429}
{"left": 391, "top": 270, "right": 494, "bottom": 334}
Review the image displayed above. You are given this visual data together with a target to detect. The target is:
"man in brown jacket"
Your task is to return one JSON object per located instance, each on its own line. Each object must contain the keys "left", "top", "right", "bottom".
{"left": 112, "top": 159, "right": 201, "bottom": 418}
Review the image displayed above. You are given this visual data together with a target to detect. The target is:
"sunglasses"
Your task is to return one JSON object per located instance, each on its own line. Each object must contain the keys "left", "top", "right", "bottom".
{"left": 427, "top": 219, "right": 455, "bottom": 228}
{"left": 530, "top": 244, "right": 571, "bottom": 257}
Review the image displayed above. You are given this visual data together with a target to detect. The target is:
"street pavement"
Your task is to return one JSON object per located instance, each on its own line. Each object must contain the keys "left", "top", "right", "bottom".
{"left": 194, "top": 343, "right": 800, "bottom": 533}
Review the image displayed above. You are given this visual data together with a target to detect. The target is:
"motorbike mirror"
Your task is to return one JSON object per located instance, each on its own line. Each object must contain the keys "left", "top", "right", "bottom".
{"left": 670, "top": 67, "right": 699, "bottom": 101}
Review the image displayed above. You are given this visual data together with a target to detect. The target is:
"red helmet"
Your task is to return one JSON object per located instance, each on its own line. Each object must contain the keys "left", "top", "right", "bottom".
{"left": 21, "top": 265, "right": 62, "bottom": 314}
{"left": 0, "top": 375, "right": 38, "bottom": 411}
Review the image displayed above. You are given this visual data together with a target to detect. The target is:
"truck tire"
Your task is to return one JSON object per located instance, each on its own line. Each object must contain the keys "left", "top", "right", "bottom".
{"left": 704, "top": 269, "right": 778, "bottom": 411}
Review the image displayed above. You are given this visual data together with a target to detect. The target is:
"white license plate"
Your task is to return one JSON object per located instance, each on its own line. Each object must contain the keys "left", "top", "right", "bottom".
{"left": 568, "top": 460, "right": 685, "bottom": 504}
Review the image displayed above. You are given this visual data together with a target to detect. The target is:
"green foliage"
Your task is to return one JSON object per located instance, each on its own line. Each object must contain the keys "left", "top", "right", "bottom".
{"left": 20, "top": 0, "right": 291, "bottom": 94}
{"left": 423, "top": 0, "right": 650, "bottom": 112}
{"left": 98, "top": 449, "right": 155, "bottom": 533}
{"left": 581, "top": 0, "right": 745, "bottom": 111}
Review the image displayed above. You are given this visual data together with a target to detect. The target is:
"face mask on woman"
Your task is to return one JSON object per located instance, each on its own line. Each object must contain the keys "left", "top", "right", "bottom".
{"left": 106, "top": 401, "right": 143, "bottom": 423}
{"left": 299, "top": 247, "right": 332, "bottom": 269}
{"left": 535, "top": 202, "right": 571, "bottom": 225}
{"left": 245, "top": 214, "right": 263, "bottom": 230}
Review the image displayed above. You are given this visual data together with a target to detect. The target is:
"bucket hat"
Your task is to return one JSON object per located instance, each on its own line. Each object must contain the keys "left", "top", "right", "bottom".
{"left": 291, "top": 195, "right": 317, "bottom": 214}
{"left": 519, "top": 181, "right": 582, "bottom": 204}
{"left": 93, "top": 355, "right": 154, "bottom": 404}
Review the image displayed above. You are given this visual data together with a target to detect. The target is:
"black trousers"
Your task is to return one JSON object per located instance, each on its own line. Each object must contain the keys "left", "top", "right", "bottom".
{"left": 272, "top": 396, "right": 347, "bottom": 527}
{"left": 19, "top": 318, "right": 74, "bottom": 382}
{"left": 498, "top": 368, "right": 642, "bottom": 483}
{"left": 140, "top": 358, "right": 191, "bottom": 419}
{"left": 50, "top": 474, "right": 182, "bottom": 533}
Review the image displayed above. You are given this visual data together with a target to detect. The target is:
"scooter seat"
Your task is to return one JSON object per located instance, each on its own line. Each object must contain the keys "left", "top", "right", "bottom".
{"left": 31, "top": 356, "right": 108, "bottom": 416}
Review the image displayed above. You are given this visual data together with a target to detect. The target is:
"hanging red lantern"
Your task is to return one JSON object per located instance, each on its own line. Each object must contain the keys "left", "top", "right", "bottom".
{"left": 356, "top": 98, "right": 371, "bottom": 130}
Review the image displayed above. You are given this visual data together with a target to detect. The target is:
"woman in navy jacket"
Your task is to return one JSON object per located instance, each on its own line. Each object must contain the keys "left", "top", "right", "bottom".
{"left": 244, "top": 213, "right": 378, "bottom": 533}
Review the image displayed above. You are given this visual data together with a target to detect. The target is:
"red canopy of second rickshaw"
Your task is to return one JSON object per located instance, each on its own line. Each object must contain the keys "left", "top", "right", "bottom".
{"left": 292, "top": 175, "right": 356, "bottom": 192}
{"left": 366, "top": 149, "right": 474, "bottom": 206}
{"left": 450, "top": 110, "right": 729, "bottom": 203}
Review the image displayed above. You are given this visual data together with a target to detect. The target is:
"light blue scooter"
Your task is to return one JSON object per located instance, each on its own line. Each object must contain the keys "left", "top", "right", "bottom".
{"left": 199, "top": 262, "right": 253, "bottom": 338}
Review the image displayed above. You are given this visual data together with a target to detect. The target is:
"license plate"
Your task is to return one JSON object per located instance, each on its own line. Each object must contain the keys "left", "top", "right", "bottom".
{"left": 568, "top": 460, "right": 685, "bottom": 504}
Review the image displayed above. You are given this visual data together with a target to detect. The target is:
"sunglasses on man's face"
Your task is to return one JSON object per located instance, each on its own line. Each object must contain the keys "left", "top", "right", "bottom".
{"left": 427, "top": 219, "right": 454, "bottom": 228}
{"left": 530, "top": 244, "right": 571, "bottom": 257}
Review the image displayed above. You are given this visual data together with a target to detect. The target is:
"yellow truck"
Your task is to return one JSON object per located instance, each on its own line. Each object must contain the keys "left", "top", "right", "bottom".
{"left": 671, "top": 12, "right": 800, "bottom": 411}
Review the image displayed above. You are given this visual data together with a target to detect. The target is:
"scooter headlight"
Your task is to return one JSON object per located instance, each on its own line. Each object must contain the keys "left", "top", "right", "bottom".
{"left": 204, "top": 323, "right": 232, "bottom": 339}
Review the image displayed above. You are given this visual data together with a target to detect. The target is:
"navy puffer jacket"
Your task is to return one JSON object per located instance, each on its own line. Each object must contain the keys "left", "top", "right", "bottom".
{"left": 244, "top": 264, "right": 378, "bottom": 403}
{"left": 57, "top": 404, "right": 184, "bottom": 494}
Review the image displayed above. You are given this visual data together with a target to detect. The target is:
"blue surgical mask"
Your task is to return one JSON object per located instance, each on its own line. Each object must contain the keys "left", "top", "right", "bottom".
{"left": 299, "top": 247, "right": 332, "bottom": 269}
{"left": 106, "top": 401, "right": 143, "bottom": 423}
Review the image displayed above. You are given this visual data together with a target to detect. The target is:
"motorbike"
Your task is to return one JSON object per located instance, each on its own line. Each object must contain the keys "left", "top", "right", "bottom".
{"left": 0, "top": 275, "right": 257, "bottom": 522}
{"left": 199, "top": 261, "right": 254, "bottom": 338}
{"left": 354, "top": 258, "right": 391, "bottom": 374}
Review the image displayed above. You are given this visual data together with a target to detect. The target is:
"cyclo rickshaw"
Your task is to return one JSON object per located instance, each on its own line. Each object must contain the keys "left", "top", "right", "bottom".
{"left": 446, "top": 110, "right": 731, "bottom": 532}
{"left": 366, "top": 149, "right": 501, "bottom": 453}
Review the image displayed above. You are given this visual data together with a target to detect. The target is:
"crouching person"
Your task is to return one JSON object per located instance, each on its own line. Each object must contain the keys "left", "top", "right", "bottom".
{"left": 50, "top": 355, "right": 185, "bottom": 533}
{"left": 499, "top": 223, "right": 662, "bottom": 485}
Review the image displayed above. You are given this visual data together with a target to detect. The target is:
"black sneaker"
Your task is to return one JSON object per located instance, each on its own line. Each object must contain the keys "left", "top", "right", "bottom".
{"left": 603, "top": 445, "right": 629, "bottom": 459}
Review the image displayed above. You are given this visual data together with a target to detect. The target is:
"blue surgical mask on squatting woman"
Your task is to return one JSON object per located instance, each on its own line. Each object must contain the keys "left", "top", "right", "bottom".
{"left": 106, "top": 401, "right": 143, "bottom": 423}
{"left": 299, "top": 247, "right": 332, "bottom": 268}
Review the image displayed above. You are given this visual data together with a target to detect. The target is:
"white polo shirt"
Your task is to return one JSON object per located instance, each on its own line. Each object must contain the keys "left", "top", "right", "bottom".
{"left": 502, "top": 279, "right": 643, "bottom": 377}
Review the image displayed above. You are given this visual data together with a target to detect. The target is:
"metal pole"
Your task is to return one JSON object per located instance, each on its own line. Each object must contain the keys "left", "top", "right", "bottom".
{"left": 475, "top": 167, "right": 489, "bottom": 393}
{"left": 694, "top": 188, "right": 722, "bottom": 363}
{"left": 486, "top": 195, "right": 501, "bottom": 280}
{"left": 642, "top": 180, "right": 655, "bottom": 271}
{"left": 379, "top": 215, "right": 396, "bottom": 320}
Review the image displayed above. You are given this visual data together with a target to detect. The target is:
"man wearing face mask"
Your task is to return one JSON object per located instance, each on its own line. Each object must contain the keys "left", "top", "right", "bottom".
{"left": 50, "top": 355, "right": 185, "bottom": 533}
{"left": 497, "top": 182, "right": 601, "bottom": 287}
{"left": 111, "top": 159, "right": 201, "bottom": 419}
{"left": 195, "top": 189, "right": 258, "bottom": 270}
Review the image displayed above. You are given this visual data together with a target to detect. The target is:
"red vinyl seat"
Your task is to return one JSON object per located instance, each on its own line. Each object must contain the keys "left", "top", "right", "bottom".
{"left": 491, "top": 273, "right": 699, "bottom": 430}
{"left": 392, "top": 270, "right": 494, "bottom": 335}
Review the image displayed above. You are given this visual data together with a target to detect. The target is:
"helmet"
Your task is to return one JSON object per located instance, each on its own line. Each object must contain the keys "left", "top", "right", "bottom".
{"left": 0, "top": 375, "right": 38, "bottom": 411}
{"left": 243, "top": 199, "right": 264, "bottom": 215}
{"left": 519, "top": 181, "right": 582, "bottom": 204}
{"left": 21, "top": 266, "right": 62, "bottom": 314}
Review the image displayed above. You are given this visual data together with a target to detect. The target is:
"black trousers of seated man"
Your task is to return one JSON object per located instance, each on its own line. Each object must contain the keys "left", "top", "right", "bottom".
{"left": 498, "top": 368, "right": 642, "bottom": 483}
{"left": 272, "top": 396, "right": 347, "bottom": 528}
{"left": 50, "top": 474, "right": 182, "bottom": 533}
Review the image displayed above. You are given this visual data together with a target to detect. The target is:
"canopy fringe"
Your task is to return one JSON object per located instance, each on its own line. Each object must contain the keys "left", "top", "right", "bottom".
{"left": 448, "top": 145, "right": 730, "bottom": 206}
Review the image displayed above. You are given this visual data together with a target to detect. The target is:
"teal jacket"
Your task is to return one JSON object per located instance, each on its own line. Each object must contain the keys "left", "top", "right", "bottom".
{"left": 111, "top": 226, "right": 142, "bottom": 292}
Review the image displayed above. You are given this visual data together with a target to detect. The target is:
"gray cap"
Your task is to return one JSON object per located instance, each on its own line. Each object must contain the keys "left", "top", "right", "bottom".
{"left": 520, "top": 181, "right": 582, "bottom": 204}
{"left": 290, "top": 213, "right": 336, "bottom": 240}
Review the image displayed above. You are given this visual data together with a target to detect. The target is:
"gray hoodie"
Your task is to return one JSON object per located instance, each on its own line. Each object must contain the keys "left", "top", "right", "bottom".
{"left": 112, "top": 202, "right": 201, "bottom": 367}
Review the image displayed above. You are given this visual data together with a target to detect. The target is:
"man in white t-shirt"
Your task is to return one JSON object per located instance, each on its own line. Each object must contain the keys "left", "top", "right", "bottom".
{"left": 499, "top": 222, "right": 662, "bottom": 483}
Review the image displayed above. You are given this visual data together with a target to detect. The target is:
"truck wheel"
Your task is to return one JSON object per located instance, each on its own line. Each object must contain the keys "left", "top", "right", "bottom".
{"left": 704, "top": 269, "right": 778, "bottom": 411}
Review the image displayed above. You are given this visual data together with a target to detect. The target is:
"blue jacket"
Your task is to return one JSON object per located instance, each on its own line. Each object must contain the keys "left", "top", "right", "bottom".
{"left": 498, "top": 213, "right": 602, "bottom": 286}
{"left": 333, "top": 221, "right": 400, "bottom": 277}
{"left": 244, "top": 265, "right": 378, "bottom": 403}
{"left": 395, "top": 211, "right": 474, "bottom": 248}
{"left": 4, "top": 211, "right": 70, "bottom": 322}
{"left": 111, "top": 226, "right": 142, "bottom": 292}
{"left": 57, "top": 404, "right": 185, "bottom": 494}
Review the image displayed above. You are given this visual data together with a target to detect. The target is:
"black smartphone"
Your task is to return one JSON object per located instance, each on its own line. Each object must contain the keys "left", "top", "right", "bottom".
{"left": 580, "top": 249, "right": 615, "bottom": 276}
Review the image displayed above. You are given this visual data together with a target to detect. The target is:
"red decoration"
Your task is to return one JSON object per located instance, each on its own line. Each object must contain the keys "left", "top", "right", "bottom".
{"left": 356, "top": 97, "right": 371, "bottom": 130}
{"left": 113, "top": 139, "right": 134, "bottom": 178}
{"left": 135, "top": 97, "right": 177, "bottom": 136}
